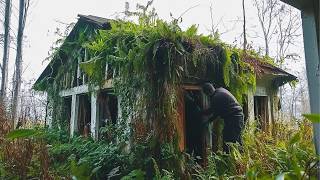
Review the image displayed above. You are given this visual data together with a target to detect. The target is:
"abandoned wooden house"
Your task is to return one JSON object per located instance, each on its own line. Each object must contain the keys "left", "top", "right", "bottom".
{"left": 34, "top": 15, "right": 297, "bottom": 157}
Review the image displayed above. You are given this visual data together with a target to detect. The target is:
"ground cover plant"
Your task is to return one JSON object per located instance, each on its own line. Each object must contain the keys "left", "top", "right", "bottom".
{"left": 0, "top": 114, "right": 318, "bottom": 179}
{"left": 6, "top": 6, "right": 319, "bottom": 179}
{"left": 194, "top": 120, "right": 319, "bottom": 179}
{"left": 33, "top": 10, "right": 259, "bottom": 175}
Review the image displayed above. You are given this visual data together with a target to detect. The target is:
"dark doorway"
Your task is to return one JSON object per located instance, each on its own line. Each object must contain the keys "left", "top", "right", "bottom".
{"left": 63, "top": 97, "right": 72, "bottom": 133}
{"left": 98, "top": 91, "right": 118, "bottom": 128}
{"left": 78, "top": 94, "right": 91, "bottom": 136}
{"left": 184, "top": 90, "right": 204, "bottom": 160}
{"left": 254, "top": 96, "right": 269, "bottom": 131}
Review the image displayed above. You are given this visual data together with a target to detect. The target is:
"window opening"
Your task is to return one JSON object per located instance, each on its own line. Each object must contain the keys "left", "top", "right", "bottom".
{"left": 78, "top": 94, "right": 91, "bottom": 136}
{"left": 98, "top": 91, "right": 118, "bottom": 128}
{"left": 254, "top": 96, "right": 269, "bottom": 131}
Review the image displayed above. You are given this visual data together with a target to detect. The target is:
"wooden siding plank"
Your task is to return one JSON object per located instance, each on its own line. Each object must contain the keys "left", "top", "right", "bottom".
{"left": 176, "top": 89, "right": 185, "bottom": 151}
{"left": 59, "top": 80, "right": 113, "bottom": 97}
{"left": 70, "top": 94, "right": 79, "bottom": 137}
{"left": 91, "top": 93, "right": 99, "bottom": 139}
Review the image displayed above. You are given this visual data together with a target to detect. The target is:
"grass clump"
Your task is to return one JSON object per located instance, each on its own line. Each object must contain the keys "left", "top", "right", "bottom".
{"left": 0, "top": 116, "right": 318, "bottom": 179}
{"left": 193, "top": 120, "right": 319, "bottom": 179}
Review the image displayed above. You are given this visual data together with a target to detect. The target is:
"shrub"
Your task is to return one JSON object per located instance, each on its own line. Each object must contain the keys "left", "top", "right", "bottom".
{"left": 192, "top": 119, "right": 319, "bottom": 179}
{"left": 1, "top": 114, "right": 318, "bottom": 179}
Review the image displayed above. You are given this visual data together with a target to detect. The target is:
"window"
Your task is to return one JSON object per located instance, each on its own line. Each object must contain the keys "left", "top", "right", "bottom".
{"left": 254, "top": 96, "right": 269, "bottom": 131}
{"left": 63, "top": 96, "right": 72, "bottom": 133}
{"left": 98, "top": 91, "right": 118, "bottom": 128}
{"left": 77, "top": 94, "right": 91, "bottom": 136}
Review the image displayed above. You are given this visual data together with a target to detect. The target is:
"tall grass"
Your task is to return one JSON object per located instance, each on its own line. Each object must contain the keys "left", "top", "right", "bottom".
{"left": 1, "top": 105, "right": 318, "bottom": 179}
{"left": 193, "top": 119, "right": 319, "bottom": 179}
{"left": 0, "top": 106, "right": 53, "bottom": 179}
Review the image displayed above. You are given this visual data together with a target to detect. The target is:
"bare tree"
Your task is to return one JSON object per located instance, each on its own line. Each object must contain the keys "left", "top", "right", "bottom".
{"left": 12, "top": 0, "right": 30, "bottom": 124}
{"left": 274, "top": 4, "right": 301, "bottom": 121}
{"left": 0, "top": 0, "right": 12, "bottom": 107}
{"left": 253, "top": 0, "right": 279, "bottom": 57}
{"left": 281, "top": 69, "right": 309, "bottom": 120}
{"left": 242, "top": 0, "right": 247, "bottom": 52}
{"left": 252, "top": 0, "right": 302, "bottom": 121}
{"left": 206, "top": 2, "right": 231, "bottom": 41}
{"left": 297, "top": 69, "right": 310, "bottom": 114}
{"left": 123, "top": 0, "right": 157, "bottom": 24}
{"left": 17, "top": 79, "right": 47, "bottom": 127}
{"left": 276, "top": 4, "right": 301, "bottom": 67}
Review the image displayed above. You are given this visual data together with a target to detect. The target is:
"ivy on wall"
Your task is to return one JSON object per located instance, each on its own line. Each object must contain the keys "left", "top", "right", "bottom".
{"left": 79, "top": 19, "right": 257, "bottom": 149}
{"left": 34, "top": 16, "right": 261, "bottom": 171}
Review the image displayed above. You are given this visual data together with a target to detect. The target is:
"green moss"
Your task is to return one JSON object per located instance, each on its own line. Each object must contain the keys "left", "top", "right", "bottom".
{"left": 39, "top": 17, "right": 263, "bottom": 173}
{"left": 40, "top": 17, "right": 260, "bottom": 134}
{"left": 222, "top": 48, "right": 232, "bottom": 87}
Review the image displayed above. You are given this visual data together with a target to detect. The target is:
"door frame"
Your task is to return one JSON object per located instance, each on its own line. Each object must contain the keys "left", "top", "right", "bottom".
{"left": 176, "top": 84, "right": 211, "bottom": 161}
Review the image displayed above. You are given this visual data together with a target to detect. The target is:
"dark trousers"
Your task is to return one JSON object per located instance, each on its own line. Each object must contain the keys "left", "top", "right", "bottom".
{"left": 223, "top": 114, "right": 244, "bottom": 152}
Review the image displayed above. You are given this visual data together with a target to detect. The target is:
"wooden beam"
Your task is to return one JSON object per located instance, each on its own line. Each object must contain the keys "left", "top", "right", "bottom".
{"left": 112, "top": 68, "right": 116, "bottom": 79}
{"left": 70, "top": 94, "right": 79, "bottom": 137}
{"left": 254, "top": 85, "right": 267, "bottom": 96}
{"left": 301, "top": 9, "right": 320, "bottom": 156}
{"left": 117, "top": 96, "right": 122, "bottom": 121}
{"left": 77, "top": 57, "right": 81, "bottom": 86}
{"left": 105, "top": 63, "right": 109, "bottom": 79}
{"left": 182, "top": 84, "right": 201, "bottom": 90}
{"left": 91, "top": 92, "right": 99, "bottom": 139}
{"left": 60, "top": 85, "right": 89, "bottom": 97}
{"left": 280, "top": 0, "right": 314, "bottom": 10}
{"left": 247, "top": 89, "right": 255, "bottom": 122}
{"left": 59, "top": 80, "right": 113, "bottom": 97}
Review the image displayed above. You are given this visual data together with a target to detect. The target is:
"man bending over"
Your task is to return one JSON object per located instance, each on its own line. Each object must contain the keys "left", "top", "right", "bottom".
{"left": 202, "top": 83, "right": 244, "bottom": 152}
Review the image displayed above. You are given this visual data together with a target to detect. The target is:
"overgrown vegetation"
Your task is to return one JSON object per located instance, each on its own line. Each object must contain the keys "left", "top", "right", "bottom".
{"left": 194, "top": 120, "right": 319, "bottom": 179}
{"left": 25, "top": 3, "right": 318, "bottom": 179}
{"left": 33, "top": 10, "right": 259, "bottom": 174}
{"left": 0, "top": 112, "right": 318, "bottom": 179}
{"left": 84, "top": 19, "right": 258, "bottom": 174}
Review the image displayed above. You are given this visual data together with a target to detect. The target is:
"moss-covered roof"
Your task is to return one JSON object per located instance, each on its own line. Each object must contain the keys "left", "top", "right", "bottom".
{"left": 244, "top": 56, "right": 297, "bottom": 85}
{"left": 34, "top": 14, "right": 297, "bottom": 91}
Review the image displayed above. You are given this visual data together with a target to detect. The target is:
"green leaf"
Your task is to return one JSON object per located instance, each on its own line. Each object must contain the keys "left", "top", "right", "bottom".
{"left": 289, "top": 132, "right": 300, "bottom": 145}
{"left": 79, "top": 57, "right": 101, "bottom": 77}
{"left": 70, "top": 159, "right": 91, "bottom": 180}
{"left": 275, "top": 172, "right": 289, "bottom": 180}
{"left": 302, "top": 114, "right": 320, "bottom": 123}
{"left": 185, "top": 24, "right": 198, "bottom": 37}
{"left": 121, "top": 169, "right": 145, "bottom": 180}
{"left": 5, "top": 129, "right": 40, "bottom": 139}
{"left": 91, "top": 165, "right": 102, "bottom": 175}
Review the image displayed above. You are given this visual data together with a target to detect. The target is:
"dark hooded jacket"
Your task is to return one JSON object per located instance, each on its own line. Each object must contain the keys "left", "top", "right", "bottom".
{"left": 204, "top": 87, "right": 243, "bottom": 120}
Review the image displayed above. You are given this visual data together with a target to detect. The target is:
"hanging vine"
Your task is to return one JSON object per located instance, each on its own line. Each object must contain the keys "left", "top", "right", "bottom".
{"left": 73, "top": 18, "right": 257, "bottom": 169}
{"left": 34, "top": 14, "right": 260, "bottom": 172}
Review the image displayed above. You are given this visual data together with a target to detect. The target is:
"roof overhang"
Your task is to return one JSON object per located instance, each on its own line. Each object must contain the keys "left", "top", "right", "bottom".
{"left": 244, "top": 58, "right": 297, "bottom": 87}
{"left": 280, "top": 0, "right": 314, "bottom": 9}
{"left": 34, "top": 15, "right": 111, "bottom": 91}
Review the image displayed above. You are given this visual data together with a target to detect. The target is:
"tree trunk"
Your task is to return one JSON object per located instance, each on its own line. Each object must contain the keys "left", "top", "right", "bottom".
{"left": 242, "top": 0, "right": 247, "bottom": 52}
{"left": 1, "top": 0, "right": 12, "bottom": 107}
{"left": 264, "top": 35, "right": 269, "bottom": 56}
{"left": 12, "top": 0, "right": 27, "bottom": 124}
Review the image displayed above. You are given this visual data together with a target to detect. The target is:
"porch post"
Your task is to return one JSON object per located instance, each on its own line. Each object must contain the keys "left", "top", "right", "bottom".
{"left": 70, "top": 94, "right": 79, "bottom": 137}
{"left": 301, "top": 9, "right": 320, "bottom": 154}
{"left": 91, "top": 92, "right": 99, "bottom": 139}
{"left": 247, "top": 90, "right": 255, "bottom": 123}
